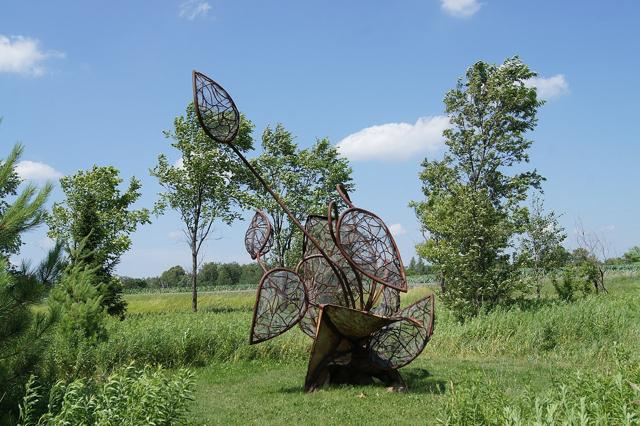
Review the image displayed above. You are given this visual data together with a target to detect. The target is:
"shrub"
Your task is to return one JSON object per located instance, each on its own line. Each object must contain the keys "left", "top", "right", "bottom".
{"left": 46, "top": 264, "right": 109, "bottom": 379}
{"left": 18, "top": 364, "right": 194, "bottom": 425}
{"left": 552, "top": 268, "right": 591, "bottom": 302}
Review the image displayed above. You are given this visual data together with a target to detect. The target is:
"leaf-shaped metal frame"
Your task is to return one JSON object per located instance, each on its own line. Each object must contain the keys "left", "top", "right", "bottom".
{"left": 244, "top": 211, "right": 273, "bottom": 261}
{"left": 192, "top": 71, "right": 240, "bottom": 144}
{"left": 368, "top": 294, "right": 435, "bottom": 369}
{"left": 335, "top": 207, "right": 408, "bottom": 292}
{"left": 249, "top": 268, "right": 308, "bottom": 344}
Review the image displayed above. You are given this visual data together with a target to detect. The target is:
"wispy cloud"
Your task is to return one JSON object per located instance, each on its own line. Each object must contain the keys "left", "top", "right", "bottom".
{"left": 15, "top": 160, "right": 63, "bottom": 181}
{"left": 0, "top": 35, "right": 64, "bottom": 76}
{"left": 179, "top": 0, "right": 211, "bottom": 20}
{"left": 337, "top": 115, "right": 449, "bottom": 162}
{"left": 525, "top": 74, "right": 569, "bottom": 100}
{"left": 388, "top": 223, "right": 407, "bottom": 237}
{"left": 440, "top": 0, "right": 481, "bottom": 18}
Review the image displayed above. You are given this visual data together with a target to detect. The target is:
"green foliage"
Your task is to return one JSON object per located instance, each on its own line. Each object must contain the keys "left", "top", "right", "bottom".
{"left": 216, "top": 262, "right": 242, "bottom": 286}
{"left": 47, "top": 165, "right": 150, "bottom": 317}
{"left": 623, "top": 246, "right": 640, "bottom": 263}
{"left": 45, "top": 262, "right": 109, "bottom": 381}
{"left": 135, "top": 262, "right": 262, "bottom": 291}
{"left": 0, "top": 261, "right": 57, "bottom": 423}
{"left": 437, "top": 365, "right": 640, "bottom": 425}
{"left": 0, "top": 143, "right": 56, "bottom": 422}
{"left": 518, "top": 196, "right": 567, "bottom": 298}
{"left": 551, "top": 268, "right": 592, "bottom": 302}
{"left": 151, "top": 103, "right": 254, "bottom": 311}
{"left": 198, "top": 261, "right": 218, "bottom": 285}
{"left": 248, "top": 125, "right": 354, "bottom": 267}
{"left": 18, "top": 364, "right": 194, "bottom": 425}
{"left": 238, "top": 263, "right": 262, "bottom": 286}
{"left": 405, "top": 256, "right": 432, "bottom": 276}
{"left": 160, "top": 265, "right": 189, "bottom": 287}
{"left": 48, "top": 165, "right": 150, "bottom": 274}
{"left": 412, "top": 57, "right": 544, "bottom": 319}
{"left": 119, "top": 276, "right": 147, "bottom": 290}
{"left": 0, "top": 144, "right": 26, "bottom": 257}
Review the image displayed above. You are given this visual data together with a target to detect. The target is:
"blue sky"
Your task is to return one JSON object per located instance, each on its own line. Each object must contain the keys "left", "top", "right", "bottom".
{"left": 1, "top": 0, "right": 638, "bottom": 277}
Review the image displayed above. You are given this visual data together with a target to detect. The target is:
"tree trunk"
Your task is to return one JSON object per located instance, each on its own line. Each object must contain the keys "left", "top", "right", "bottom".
{"left": 599, "top": 268, "right": 608, "bottom": 293}
{"left": 191, "top": 244, "right": 198, "bottom": 312}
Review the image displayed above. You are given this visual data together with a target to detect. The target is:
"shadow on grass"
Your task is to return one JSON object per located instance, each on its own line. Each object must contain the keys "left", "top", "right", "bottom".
{"left": 277, "top": 368, "right": 447, "bottom": 395}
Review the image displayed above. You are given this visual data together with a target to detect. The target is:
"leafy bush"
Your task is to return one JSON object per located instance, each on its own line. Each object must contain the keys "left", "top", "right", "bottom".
{"left": 19, "top": 364, "right": 194, "bottom": 425}
{"left": 551, "top": 268, "right": 591, "bottom": 302}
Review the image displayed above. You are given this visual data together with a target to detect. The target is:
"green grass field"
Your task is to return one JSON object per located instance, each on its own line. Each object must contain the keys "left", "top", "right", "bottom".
{"left": 111, "top": 277, "right": 640, "bottom": 425}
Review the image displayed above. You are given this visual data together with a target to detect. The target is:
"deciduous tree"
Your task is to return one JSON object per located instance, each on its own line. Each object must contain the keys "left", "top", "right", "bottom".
{"left": 518, "top": 195, "right": 567, "bottom": 298}
{"left": 151, "top": 103, "right": 253, "bottom": 311}
{"left": 411, "top": 57, "right": 544, "bottom": 319}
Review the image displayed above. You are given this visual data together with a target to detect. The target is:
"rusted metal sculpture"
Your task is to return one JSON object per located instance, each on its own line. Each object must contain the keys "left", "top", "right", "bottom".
{"left": 192, "top": 70, "right": 435, "bottom": 391}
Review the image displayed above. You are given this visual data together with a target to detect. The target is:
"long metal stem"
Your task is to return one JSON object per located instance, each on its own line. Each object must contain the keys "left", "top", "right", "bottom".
{"left": 229, "top": 145, "right": 354, "bottom": 306}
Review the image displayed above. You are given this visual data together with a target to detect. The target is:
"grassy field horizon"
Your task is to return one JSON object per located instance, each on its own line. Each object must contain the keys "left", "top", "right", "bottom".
{"left": 105, "top": 274, "right": 640, "bottom": 425}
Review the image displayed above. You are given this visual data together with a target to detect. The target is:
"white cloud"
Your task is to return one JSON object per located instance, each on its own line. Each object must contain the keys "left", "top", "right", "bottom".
{"left": 525, "top": 74, "right": 569, "bottom": 100}
{"left": 174, "top": 157, "right": 184, "bottom": 169}
{"left": 15, "top": 161, "right": 62, "bottom": 181}
{"left": 337, "top": 115, "right": 449, "bottom": 162}
{"left": 0, "top": 35, "right": 64, "bottom": 76}
{"left": 441, "top": 0, "right": 481, "bottom": 18}
{"left": 389, "top": 223, "right": 407, "bottom": 237}
{"left": 179, "top": 0, "right": 211, "bottom": 20}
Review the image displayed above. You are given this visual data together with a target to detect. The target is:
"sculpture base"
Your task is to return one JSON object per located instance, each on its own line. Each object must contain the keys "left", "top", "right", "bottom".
{"left": 306, "top": 361, "right": 407, "bottom": 392}
{"left": 304, "top": 304, "right": 407, "bottom": 392}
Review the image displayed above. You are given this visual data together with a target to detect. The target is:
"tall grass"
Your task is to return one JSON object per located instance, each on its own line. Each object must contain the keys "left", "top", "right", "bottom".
{"left": 61, "top": 275, "right": 637, "bottom": 376}
{"left": 94, "top": 311, "right": 310, "bottom": 371}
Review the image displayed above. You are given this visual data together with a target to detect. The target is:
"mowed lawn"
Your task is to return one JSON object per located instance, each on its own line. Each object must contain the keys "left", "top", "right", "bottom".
{"left": 121, "top": 277, "right": 640, "bottom": 425}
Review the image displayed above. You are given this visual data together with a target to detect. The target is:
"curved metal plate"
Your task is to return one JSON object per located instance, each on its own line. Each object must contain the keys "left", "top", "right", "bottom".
{"left": 244, "top": 211, "right": 273, "bottom": 260}
{"left": 368, "top": 294, "right": 435, "bottom": 369}
{"left": 249, "top": 268, "right": 307, "bottom": 344}
{"left": 192, "top": 71, "right": 240, "bottom": 144}
{"left": 336, "top": 207, "right": 407, "bottom": 292}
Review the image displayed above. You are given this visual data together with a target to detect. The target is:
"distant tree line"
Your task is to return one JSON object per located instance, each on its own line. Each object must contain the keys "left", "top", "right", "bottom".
{"left": 119, "top": 261, "right": 263, "bottom": 290}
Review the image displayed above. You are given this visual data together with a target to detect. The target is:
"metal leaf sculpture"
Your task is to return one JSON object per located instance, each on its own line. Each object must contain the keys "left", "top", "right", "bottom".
{"left": 192, "top": 70, "right": 436, "bottom": 391}
{"left": 250, "top": 268, "right": 307, "bottom": 344}
{"left": 244, "top": 211, "right": 273, "bottom": 261}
